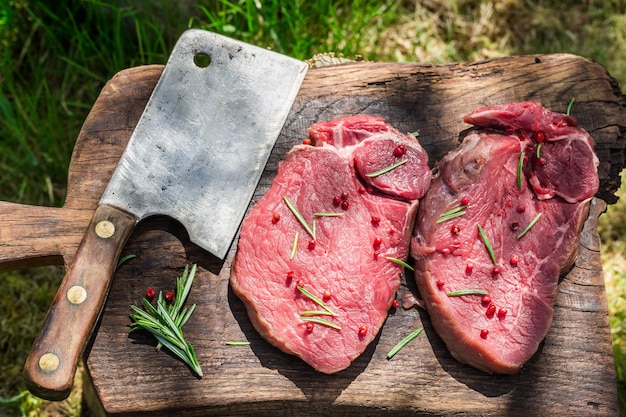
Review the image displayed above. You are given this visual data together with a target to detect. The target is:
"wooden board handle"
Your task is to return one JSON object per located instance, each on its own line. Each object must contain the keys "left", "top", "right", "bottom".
{"left": 23, "top": 204, "right": 136, "bottom": 400}
{"left": 0, "top": 201, "right": 91, "bottom": 271}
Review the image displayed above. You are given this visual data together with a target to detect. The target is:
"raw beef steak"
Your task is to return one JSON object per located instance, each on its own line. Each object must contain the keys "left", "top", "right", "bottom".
{"left": 231, "top": 115, "right": 431, "bottom": 373}
{"left": 410, "top": 101, "right": 599, "bottom": 374}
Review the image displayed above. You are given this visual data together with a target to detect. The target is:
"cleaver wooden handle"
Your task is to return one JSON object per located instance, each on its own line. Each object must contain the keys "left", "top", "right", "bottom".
{"left": 23, "top": 204, "right": 136, "bottom": 401}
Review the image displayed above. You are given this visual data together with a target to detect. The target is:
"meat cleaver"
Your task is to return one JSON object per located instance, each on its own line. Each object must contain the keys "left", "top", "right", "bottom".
{"left": 23, "top": 29, "right": 308, "bottom": 401}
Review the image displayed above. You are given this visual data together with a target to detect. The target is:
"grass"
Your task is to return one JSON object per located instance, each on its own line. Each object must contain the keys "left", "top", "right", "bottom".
{"left": 0, "top": 0, "right": 625, "bottom": 415}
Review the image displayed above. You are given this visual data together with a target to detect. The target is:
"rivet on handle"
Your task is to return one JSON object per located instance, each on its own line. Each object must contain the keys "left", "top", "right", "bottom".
{"left": 66, "top": 285, "right": 87, "bottom": 305}
{"left": 95, "top": 220, "right": 115, "bottom": 238}
{"left": 39, "top": 353, "right": 60, "bottom": 373}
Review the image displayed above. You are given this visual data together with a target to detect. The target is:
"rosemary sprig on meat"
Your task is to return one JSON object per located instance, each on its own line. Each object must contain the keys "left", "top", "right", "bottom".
{"left": 536, "top": 142, "right": 543, "bottom": 159}
{"left": 290, "top": 232, "right": 299, "bottom": 260}
{"left": 299, "top": 317, "right": 342, "bottom": 330}
{"left": 517, "top": 213, "right": 542, "bottom": 239}
{"left": 364, "top": 159, "right": 408, "bottom": 177}
{"left": 447, "top": 289, "right": 489, "bottom": 297}
{"left": 300, "top": 310, "right": 334, "bottom": 316}
{"left": 297, "top": 285, "right": 335, "bottom": 315}
{"left": 477, "top": 224, "right": 497, "bottom": 265}
{"left": 386, "top": 257, "right": 415, "bottom": 271}
{"left": 517, "top": 151, "right": 525, "bottom": 191}
{"left": 436, "top": 205, "right": 467, "bottom": 224}
{"left": 284, "top": 196, "right": 315, "bottom": 238}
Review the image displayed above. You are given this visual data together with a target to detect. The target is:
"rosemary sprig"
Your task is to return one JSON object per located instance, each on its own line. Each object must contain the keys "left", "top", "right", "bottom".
{"left": 477, "top": 224, "right": 497, "bottom": 265}
{"left": 313, "top": 212, "right": 344, "bottom": 217}
{"left": 300, "top": 316, "right": 342, "bottom": 330}
{"left": 536, "top": 143, "right": 543, "bottom": 159}
{"left": 386, "top": 328, "right": 423, "bottom": 360}
{"left": 364, "top": 159, "right": 408, "bottom": 178}
{"left": 290, "top": 231, "right": 299, "bottom": 260}
{"left": 297, "top": 285, "right": 334, "bottom": 315}
{"left": 284, "top": 196, "right": 315, "bottom": 238}
{"left": 116, "top": 253, "right": 136, "bottom": 268}
{"left": 300, "top": 310, "right": 334, "bottom": 316}
{"left": 517, "top": 151, "right": 525, "bottom": 191}
{"left": 517, "top": 213, "right": 542, "bottom": 239}
{"left": 436, "top": 205, "right": 467, "bottom": 224}
{"left": 225, "top": 341, "right": 250, "bottom": 346}
{"left": 129, "top": 264, "right": 202, "bottom": 378}
{"left": 566, "top": 98, "right": 575, "bottom": 116}
{"left": 447, "top": 289, "right": 488, "bottom": 297}
{"left": 386, "top": 257, "right": 415, "bottom": 271}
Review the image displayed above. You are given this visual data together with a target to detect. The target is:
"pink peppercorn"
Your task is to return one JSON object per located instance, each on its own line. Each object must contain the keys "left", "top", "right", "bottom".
{"left": 393, "top": 144, "right": 407, "bottom": 157}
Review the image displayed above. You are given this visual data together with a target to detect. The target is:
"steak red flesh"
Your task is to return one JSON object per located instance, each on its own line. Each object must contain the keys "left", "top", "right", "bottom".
{"left": 410, "top": 101, "right": 599, "bottom": 374}
{"left": 231, "top": 115, "right": 431, "bottom": 373}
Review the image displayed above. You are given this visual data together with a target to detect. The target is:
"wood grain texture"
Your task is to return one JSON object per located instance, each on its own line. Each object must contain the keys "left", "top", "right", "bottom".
{"left": 0, "top": 54, "right": 623, "bottom": 415}
{"left": 24, "top": 204, "right": 136, "bottom": 401}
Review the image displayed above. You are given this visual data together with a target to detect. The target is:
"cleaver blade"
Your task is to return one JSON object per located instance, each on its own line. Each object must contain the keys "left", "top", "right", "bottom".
{"left": 23, "top": 29, "right": 308, "bottom": 400}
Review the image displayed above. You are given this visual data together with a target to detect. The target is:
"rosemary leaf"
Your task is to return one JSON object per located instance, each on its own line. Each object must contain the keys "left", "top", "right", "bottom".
{"left": 129, "top": 264, "right": 202, "bottom": 378}
{"left": 116, "top": 254, "right": 136, "bottom": 268}
{"left": 517, "top": 213, "right": 542, "bottom": 239}
{"left": 386, "top": 257, "right": 415, "bottom": 271}
{"left": 364, "top": 159, "right": 408, "bottom": 178}
{"left": 283, "top": 196, "right": 315, "bottom": 238}
{"left": 173, "top": 264, "right": 196, "bottom": 318}
{"left": 140, "top": 298, "right": 156, "bottom": 320}
{"left": 477, "top": 224, "right": 497, "bottom": 265}
{"left": 225, "top": 341, "right": 251, "bottom": 346}
{"left": 386, "top": 328, "right": 423, "bottom": 360}
{"left": 290, "top": 231, "right": 299, "bottom": 260}
{"left": 436, "top": 204, "right": 468, "bottom": 224}
{"left": 177, "top": 304, "right": 196, "bottom": 329}
{"left": 157, "top": 301, "right": 184, "bottom": 343}
{"left": 436, "top": 210, "right": 467, "bottom": 224}
{"left": 566, "top": 98, "right": 575, "bottom": 116}
{"left": 440, "top": 205, "right": 467, "bottom": 217}
{"left": 411, "top": 131, "right": 420, "bottom": 137}
{"left": 536, "top": 143, "right": 543, "bottom": 159}
{"left": 313, "top": 212, "right": 344, "bottom": 217}
{"left": 517, "top": 151, "right": 525, "bottom": 191}
{"left": 300, "top": 310, "right": 334, "bottom": 316}
{"left": 300, "top": 316, "right": 342, "bottom": 330}
{"left": 131, "top": 303, "right": 156, "bottom": 321}
{"left": 152, "top": 334, "right": 187, "bottom": 361}
{"left": 184, "top": 344, "right": 202, "bottom": 374}
{"left": 447, "top": 289, "right": 488, "bottom": 297}
{"left": 297, "top": 285, "right": 334, "bottom": 315}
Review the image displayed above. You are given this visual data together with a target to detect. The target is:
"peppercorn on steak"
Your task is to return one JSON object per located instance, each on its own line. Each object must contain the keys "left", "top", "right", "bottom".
{"left": 410, "top": 101, "right": 599, "bottom": 374}
{"left": 231, "top": 115, "right": 431, "bottom": 373}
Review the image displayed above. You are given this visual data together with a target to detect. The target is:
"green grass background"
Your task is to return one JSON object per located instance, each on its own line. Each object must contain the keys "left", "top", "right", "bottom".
{"left": 0, "top": 0, "right": 625, "bottom": 415}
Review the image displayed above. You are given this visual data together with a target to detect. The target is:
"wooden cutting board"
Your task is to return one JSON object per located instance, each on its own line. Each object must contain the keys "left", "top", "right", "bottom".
{"left": 2, "top": 54, "right": 624, "bottom": 416}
